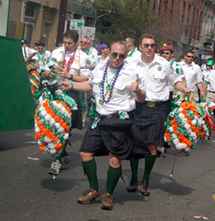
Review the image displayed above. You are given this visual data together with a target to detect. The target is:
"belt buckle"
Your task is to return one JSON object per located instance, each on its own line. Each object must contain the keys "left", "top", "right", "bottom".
{"left": 147, "top": 101, "right": 156, "bottom": 108}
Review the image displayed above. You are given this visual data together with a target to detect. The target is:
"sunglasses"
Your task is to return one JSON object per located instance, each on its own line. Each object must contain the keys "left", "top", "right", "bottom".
{"left": 161, "top": 51, "right": 171, "bottom": 55}
{"left": 64, "top": 41, "right": 74, "bottom": 45}
{"left": 143, "top": 43, "right": 156, "bottom": 48}
{"left": 111, "top": 52, "right": 126, "bottom": 59}
{"left": 186, "top": 55, "right": 194, "bottom": 58}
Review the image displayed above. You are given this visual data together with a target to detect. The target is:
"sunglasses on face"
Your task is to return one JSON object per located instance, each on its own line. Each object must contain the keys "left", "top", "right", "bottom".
{"left": 111, "top": 52, "right": 126, "bottom": 60}
{"left": 186, "top": 55, "right": 194, "bottom": 58}
{"left": 80, "top": 41, "right": 88, "bottom": 44}
{"left": 64, "top": 41, "right": 74, "bottom": 45}
{"left": 143, "top": 43, "right": 156, "bottom": 48}
{"left": 161, "top": 51, "right": 171, "bottom": 55}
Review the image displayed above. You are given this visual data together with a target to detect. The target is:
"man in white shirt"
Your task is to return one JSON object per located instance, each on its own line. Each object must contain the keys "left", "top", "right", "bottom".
{"left": 204, "top": 58, "right": 215, "bottom": 109}
{"left": 180, "top": 51, "right": 205, "bottom": 102}
{"left": 32, "top": 41, "right": 51, "bottom": 69}
{"left": 51, "top": 31, "right": 90, "bottom": 80}
{"left": 127, "top": 34, "right": 187, "bottom": 197}
{"left": 48, "top": 31, "right": 91, "bottom": 175}
{"left": 80, "top": 36, "right": 98, "bottom": 70}
{"left": 125, "top": 37, "right": 141, "bottom": 63}
{"left": 62, "top": 41, "right": 138, "bottom": 210}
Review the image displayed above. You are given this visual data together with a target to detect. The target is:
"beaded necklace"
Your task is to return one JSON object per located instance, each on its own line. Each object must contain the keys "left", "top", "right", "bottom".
{"left": 63, "top": 50, "right": 76, "bottom": 73}
{"left": 99, "top": 60, "right": 123, "bottom": 104}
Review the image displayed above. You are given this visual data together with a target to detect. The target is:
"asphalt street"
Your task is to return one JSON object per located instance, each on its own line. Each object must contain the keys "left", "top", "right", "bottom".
{"left": 0, "top": 129, "right": 215, "bottom": 221}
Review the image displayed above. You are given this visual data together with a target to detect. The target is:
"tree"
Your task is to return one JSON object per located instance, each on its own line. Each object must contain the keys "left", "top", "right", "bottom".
{"left": 94, "top": 0, "right": 158, "bottom": 42}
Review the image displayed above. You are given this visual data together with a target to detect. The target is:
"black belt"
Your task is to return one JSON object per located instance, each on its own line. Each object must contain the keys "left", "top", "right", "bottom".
{"left": 99, "top": 113, "right": 119, "bottom": 120}
{"left": 144, "top": 100, "right": 169, "bottom": 108}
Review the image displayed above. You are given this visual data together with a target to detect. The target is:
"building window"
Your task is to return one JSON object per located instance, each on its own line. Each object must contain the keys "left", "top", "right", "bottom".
{"left": 23, "top": 23, "right": 34, "bottom": 43}
{"left": 153, "top": 0, "right": 156, "bottom": 11}
{"left": 21, "top": 1, "right": 39, "bottom": 43}
{"left": 187, "top": 4, "right": 191, "bottom": 24}
{"left": 25, "top": 2, "right": 37, "bottom": 17}
{"left": 22, "top": 1, "right": 39, "bottom": 21}
{"left": 181, "top": 1, "right": 186, "bottom": 24}
{"left": 170, "top": 0, "right": 174, "bottom": 15}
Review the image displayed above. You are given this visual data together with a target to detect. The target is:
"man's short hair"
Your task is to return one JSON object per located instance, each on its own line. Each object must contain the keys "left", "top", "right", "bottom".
{"left": 140, "top": 33, "right": 156, "bottom": 42}
{"left": 35, "top": 40, "right": 45, "bottom": 47}
{"left": 184, "top": 50, "right": 194, "bottom": 56}
{"left": 111, "top": 41, "right": 127, "bottom": 47}
{"left": 63, "top": 30, "right": 79, "bottom": 43}
{"left": 111, "top": 41, "right": 127, "bottom": 50}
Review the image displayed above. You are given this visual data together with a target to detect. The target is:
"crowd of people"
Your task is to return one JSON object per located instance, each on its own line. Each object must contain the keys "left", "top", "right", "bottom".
{"left": 23, "top": 30, "right": 215, "bottom": 211}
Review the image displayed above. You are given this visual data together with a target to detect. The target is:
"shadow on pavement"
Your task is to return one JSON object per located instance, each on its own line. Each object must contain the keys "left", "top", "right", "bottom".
{"left": 40, "top": 177, "right": 79, "bottom": 192}
{"left": 151, "top": 171, "right": 194, "bottom": 195}
{"left": 123, "top": 169, "right": 194, "bottom": 196}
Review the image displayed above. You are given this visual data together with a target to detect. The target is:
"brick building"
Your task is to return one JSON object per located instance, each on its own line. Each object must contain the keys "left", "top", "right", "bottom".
{"left": 5, "top": 0, "right": 96, "bottom": 49}
{"left": 148, "top": 0, "right": 205, "bottom": 53}
{"left": 199, "top": 0, "right": 215, "bottom": 60}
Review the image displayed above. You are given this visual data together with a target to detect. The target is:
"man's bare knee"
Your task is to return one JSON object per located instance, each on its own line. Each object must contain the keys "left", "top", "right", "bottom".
{"left": 80, "top": 152, "right": 94, "bottom": 161}
{"left": 109, "top": 156, "right": 121, "bottom": 168}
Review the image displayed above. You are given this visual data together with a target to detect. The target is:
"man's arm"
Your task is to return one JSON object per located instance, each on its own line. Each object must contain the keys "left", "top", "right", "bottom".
{"left": 127, "top": 80, "right": 145, "bottom": 102}
{"left": 72, "top": 74, "right": 89, "bottom": 82}
{"left": 197, "top": 82, "right": 207, "bottom": 100}
{"left": 175, "top": 80, "right": 190, "bottom": 94}
{"left": 62, "top": 80, "right": 92, "bottom": 92}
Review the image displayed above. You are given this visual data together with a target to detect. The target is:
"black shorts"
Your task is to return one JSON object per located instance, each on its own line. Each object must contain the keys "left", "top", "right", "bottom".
{"left": 80, "top": 113, "right": 133, "bottom": 160}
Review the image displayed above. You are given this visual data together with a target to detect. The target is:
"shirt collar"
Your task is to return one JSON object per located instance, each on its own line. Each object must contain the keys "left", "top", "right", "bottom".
{"left": 138, "top": 54, "right": 161, "bottom": 67}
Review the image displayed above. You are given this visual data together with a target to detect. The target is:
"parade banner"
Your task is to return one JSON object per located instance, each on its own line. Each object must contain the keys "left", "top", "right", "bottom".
{"left": 0, "top": 36, "right": 34, "bottom": 131}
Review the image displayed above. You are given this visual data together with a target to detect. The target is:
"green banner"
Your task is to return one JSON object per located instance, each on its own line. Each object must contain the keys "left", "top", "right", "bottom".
{"left": 0, "top": 36, "right": 34, "bottom": 131}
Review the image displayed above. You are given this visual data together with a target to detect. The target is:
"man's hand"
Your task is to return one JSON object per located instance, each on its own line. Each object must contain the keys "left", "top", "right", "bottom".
{"left": 183, "top": 87, "right": 191, "bottom": 95}
{"left": 127, "top": 80, "right": 139, "bottom": 93}
{"left": 60, "top": 80, "right": 73, "bottom": 91}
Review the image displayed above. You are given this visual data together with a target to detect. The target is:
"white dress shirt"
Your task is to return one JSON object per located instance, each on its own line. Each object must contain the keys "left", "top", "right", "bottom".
{"left": 125, "top": 48, "right": 141, "bottom": 63}
{"left": 82, "top": 47, "right": 98, "bottom": 70}
{"left": 204, "top": 69, "right": 215, "bottom": 92}
{"left": 180, "top": 61, "right": 203, "bottom": 92}
{"left": 91, "top": 61, "right": 137, "bottom": 115}
{"left": 22, "top": 45, "right": 37, "bottom": 61}
{"left": 137, "top": 54, "right": 183, "bottom": 101}
{"left": 51, "top": 46, "right": 90, "bottom": 77}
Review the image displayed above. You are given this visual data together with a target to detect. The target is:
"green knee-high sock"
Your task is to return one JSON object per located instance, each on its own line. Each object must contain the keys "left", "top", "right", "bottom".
{"left": 129, "top": 159, "right": 139, "bottom": 185}
{"left": 142, "top": 155, "right": 157, "bottom": 189}
{"left": 106, "top": 166, "right": 122, "bottom": 195}
{"left": 82, "top": 159, "right": 99, "bottom": 191}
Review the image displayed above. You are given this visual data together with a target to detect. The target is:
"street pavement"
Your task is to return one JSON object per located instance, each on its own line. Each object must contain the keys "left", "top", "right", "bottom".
{"left": 0, "top": 129, "right": 215, "bottom": 221}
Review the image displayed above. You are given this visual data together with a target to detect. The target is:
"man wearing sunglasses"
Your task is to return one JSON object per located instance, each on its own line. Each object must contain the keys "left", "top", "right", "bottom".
{"left": 61, "top": 41, "right": 139, "bottom": 210}
{"left": 127, "top": 34, "right": 187, "bottom": 197}
{"left": 180, "top": 51, "right": 205, "bottom": 102}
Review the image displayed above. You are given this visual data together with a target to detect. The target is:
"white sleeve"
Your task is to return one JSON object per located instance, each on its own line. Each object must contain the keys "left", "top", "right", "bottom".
{"left": 79, "top": 53, "right": 91, "bottom": 78}
{"left": 167, "top": 62, "right": 184, "bottom": 85}
{"left": 196, "top": 66, "right": 203, "bottom": 84}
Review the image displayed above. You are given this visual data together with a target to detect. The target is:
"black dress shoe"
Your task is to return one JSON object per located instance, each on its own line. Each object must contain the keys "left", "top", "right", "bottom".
{"left": 137, "top": 185, "right": 150, "bottom": 200}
